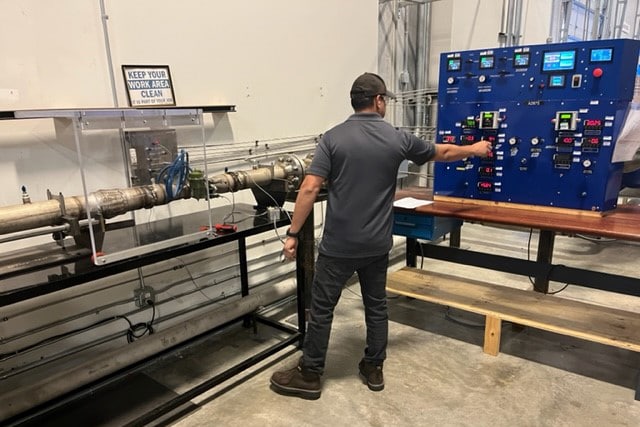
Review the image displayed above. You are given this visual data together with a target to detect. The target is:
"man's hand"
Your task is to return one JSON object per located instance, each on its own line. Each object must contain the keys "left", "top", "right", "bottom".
{"left": 470, "top": 139, "right": 493, "bottom": 157}
{"left": 433, "top": 139, "right": 493, "bottom": 162}
{"left": 282, "top": 237, "right": 298, "bottom": 261}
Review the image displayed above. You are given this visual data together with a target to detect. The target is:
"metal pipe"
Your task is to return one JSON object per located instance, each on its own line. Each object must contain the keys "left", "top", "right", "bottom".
{"left": 0, "top": 184, "right": 169, "bottom": 235}
{"left": 0, "top": 219, "right": 98, "bottom": 245}
{"left": 506, "top": 0, "right": 515, "bottom": 46}
{"left": 415, "top": 1, "right": 427, "bottom": 130}
{"left": 513, "top": 0, "right": 523, "bottom": 46}
{"left": 99, "top": 0, "right": 119, "bottom": 108}
{"left": 591, "top": 0, "right": 603, "bottom": 40}
{"left": 500, "top": 0, "right": 508, "bottom": 47}
{"left": 208, "top": 154, "right": 310, "bottom": 194}
{"left": 0, "top": 154, "right": 310, "bottom": 237}
{"left": 583, "top": 0, "right": 592, "bottom": 40}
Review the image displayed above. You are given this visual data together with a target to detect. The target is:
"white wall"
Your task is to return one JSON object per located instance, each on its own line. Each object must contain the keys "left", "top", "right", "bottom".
{"left": 0, "top": 0, "right": 377, "bottom": 140}
{"left": 0, "top": 0, "right": 377, "bottom": 418}
{"left": 428, "top": 0, "right": 552, "bottom": 87}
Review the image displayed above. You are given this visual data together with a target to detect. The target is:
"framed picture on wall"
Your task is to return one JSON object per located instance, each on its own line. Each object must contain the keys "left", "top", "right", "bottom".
{"left": 122, "top": 65, "right": 176, "bottom": 107}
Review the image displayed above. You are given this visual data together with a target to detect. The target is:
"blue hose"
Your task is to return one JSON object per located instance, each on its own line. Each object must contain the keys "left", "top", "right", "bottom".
{"left": 158, "top": 150, "right": 190, "bottom": 201}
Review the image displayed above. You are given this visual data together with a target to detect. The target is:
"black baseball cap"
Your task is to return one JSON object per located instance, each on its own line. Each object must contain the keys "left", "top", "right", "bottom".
{"left": 350, "top": 72, "right": 396, "bottom": 99}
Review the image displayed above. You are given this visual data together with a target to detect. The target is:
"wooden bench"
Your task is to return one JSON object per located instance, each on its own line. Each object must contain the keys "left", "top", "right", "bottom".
{"left": 386, "top": 266, "right": 640, "bottom": 399}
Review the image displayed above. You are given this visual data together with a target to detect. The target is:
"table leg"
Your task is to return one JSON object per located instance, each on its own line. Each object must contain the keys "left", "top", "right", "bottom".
{"left": 406, "top": 237, "right": 418, "bottom": 267}
{"left": 534, "top": 230, "right": 555, "bottom": 293}
{"left": 296, "top": 213, "right": 315, "bottom": 341}
{"left": 449, "top": 226, "right": 461, "bottom": 248}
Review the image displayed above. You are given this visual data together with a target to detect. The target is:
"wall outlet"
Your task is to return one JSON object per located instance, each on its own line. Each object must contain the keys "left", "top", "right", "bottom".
{"left": 267, "top": 206, "right": 280, "bottom": 221}
{"left": 134, "top": 286, "right": 155, "bottom": 307}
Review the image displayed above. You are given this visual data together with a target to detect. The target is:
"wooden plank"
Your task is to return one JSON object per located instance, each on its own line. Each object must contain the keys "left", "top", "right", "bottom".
{"left": 386, "top": 267, "right": 640, "bottom": 352}
{"left": 433, "top": 195, "right": 606, "bottom": 217}
{"left": 484, "top": 316, "right": 502, "bottom": 356}
{"left": 395, "top": 187, "right": 640, "bottom": 242}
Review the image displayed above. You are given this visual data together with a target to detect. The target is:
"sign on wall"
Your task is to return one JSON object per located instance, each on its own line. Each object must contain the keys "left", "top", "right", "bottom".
{"left": 122, "top": 65, "right": 176, "bottom": 107}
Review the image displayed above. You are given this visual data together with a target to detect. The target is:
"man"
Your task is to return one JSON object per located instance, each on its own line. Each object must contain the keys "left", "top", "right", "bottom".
{"left": 270, "top": 72, "right": 492, "bottom": 399}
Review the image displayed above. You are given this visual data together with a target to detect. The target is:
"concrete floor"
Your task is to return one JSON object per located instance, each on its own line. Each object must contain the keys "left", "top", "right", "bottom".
{"left": 142, "top": 223, "right": 640, "bottom": 427}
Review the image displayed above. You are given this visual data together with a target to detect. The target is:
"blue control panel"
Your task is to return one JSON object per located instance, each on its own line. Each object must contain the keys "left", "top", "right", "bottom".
{"left": 434, "top": 39, "right": 640, "bottom": 212}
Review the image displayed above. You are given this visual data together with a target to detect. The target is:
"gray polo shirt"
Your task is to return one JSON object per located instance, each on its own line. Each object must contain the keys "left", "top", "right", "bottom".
{"left": 307, "top": 112, "right": 435, "bottom": 258}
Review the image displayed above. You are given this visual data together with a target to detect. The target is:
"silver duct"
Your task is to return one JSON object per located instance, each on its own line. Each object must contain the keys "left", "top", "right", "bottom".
{"left": 0, "top": 184, "right": 170, "bottom": 236}
{"left": 208, "top": 153, "right": 311, "bottom": 194}
{"left": 0, "top": 153, "right": 312, "bottom": 237}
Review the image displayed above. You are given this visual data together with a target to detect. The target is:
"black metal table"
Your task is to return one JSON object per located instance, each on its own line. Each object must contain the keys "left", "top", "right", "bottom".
{"left": 2, "top": 203, "right": 306, "bottom": 426}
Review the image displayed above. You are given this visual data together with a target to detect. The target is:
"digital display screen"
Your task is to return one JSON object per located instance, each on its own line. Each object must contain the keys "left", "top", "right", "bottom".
{"left": 513, "top": 52, "right": 530, "bottom": 68}
{"left": 559, "top": 136, "right": 575, "bottom": 145}
{"left": 461, "top": 135, "right": 476, "bottom": 144}
{"left": 480, "top": 111, "right": 497, "bottom": 129}
{"left": 590, "top": 48, "right": 613, "bottom": 63}
{"left": 447, "top": 58, "right": 462, "bottom": 71}
{"left": 584, "top": 136, "right": 601, "bottom": 145}
{"left": 478, "top": 166, "right": 494, "bottom": 177}
{"left": 462, "top": 118, "right": 477, "bottom": 128}
{"left": 479, "top": 55, "right": 495, "bottom": 69}
{"left": 549, "top": 74, "right": 566, "bottom": 88}
{"left": 542, "top": 50, "right": 576, "bottom": 72}
{"left": 555, "top": 112, "right": 577, "bottom": 131}
{"left": 584, "top": 119, "right": 603, "bottom": 128}
{"left": 442, "top": 135, "right": 456, "bottom": 143}
{"left": 477, "top": 181, "right": 493, "bottom": 192}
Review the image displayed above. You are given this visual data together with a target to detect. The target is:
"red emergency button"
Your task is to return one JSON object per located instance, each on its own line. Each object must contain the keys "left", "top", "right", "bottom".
{"left": 592, "top": 68, "right": 603, "bottom": 78}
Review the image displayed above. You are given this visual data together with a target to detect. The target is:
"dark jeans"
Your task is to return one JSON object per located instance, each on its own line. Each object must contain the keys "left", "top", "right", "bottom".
{"left": 301, "top": 253, "right": 389, "bottom": 375}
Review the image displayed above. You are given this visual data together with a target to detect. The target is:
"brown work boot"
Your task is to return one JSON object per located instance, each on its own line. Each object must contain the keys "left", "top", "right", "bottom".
{"left": 270, "top": 359, "right": 321, "bottom": 400}
{"left": 358, "top": 359, "right": 384, "bottom": 391}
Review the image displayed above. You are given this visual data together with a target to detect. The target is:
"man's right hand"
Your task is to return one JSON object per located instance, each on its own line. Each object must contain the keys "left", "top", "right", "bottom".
{"left": 470, "top": 139, "right": 493, "bottom": 157}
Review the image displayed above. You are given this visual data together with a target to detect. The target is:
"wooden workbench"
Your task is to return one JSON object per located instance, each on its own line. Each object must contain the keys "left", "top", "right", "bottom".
{"left": 394, "top": 187, "right": 640, "bottom": 295}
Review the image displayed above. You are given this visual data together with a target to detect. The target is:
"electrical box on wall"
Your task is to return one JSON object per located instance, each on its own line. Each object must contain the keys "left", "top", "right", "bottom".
{"left": 126, "top": 130, "right": 178, "bottom": 186}
{"left": 434, "top": 38, "right": 640, "bottom": 212}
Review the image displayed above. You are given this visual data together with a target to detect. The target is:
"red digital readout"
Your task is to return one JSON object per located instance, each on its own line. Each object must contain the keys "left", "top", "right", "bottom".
{"left": 442, "top": 135, "right": 456, "bottom": 143}
{"left": 584, "top": 119, "right": 603, "bottom": 127}
{"left": 478, "top": 182, "right": 492, "bottom": 189}
{"left": 585, "top": 137, "right": 601, "bottom": 145}
{"left": 462, "top": 135, "right": 475, "bottom": 142}
{"left": 560, "top": 137, "right": 574, "bottom": 144}
{"left": 478, "top": 166, "right": 494, "bottom": 177}
{"left": 486, "top": 135, "right": 497, "bottom": 142}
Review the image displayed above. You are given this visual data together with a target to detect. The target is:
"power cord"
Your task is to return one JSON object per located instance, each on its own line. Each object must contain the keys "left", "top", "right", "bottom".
{"left": 527, "top": 228, "right": 569, "bottom": 294}
{"left": 126, "top": 300, "right": 155, "bottom": 343}
{"left": 1, "top": 304, "right": 155, "bottom": 359}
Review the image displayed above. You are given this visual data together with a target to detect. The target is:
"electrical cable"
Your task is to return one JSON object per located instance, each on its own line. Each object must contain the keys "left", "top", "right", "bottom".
{"left": 126, "top": 300, "right": 155, "bottom": 343}
{"left": 173, "top": 256, "right": 214, "bottom": 301}
{"left": 444, "top": 307, "right": 484, "bottom": 328}
{"left": 526, "top": 228, "right": 569, "bottom": 295}
{"left": 157, "top": 150, "right": 190, "bottom": 201}
{"left": 575, "top": 233, "right": 617, "bottom": 243}
{"left": 0, "top": 308, "right": 151, "bottom": 360}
